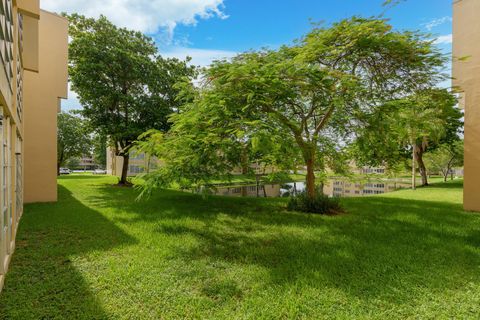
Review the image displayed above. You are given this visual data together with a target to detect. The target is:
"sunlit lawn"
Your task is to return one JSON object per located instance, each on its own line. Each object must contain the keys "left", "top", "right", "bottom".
{"left": 1, "top": 175, "right": 479, "bottom": 319}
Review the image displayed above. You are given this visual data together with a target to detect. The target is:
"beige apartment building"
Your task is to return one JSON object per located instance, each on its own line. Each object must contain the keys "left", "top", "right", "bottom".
{"left": 107, "top": 149, "right": 159, "bottom": 177}
{"left": 453, "top": 0, "right": 480, "bottom": 212}
{"left": 0, "top": 0, "right": 67, "bottom": 292}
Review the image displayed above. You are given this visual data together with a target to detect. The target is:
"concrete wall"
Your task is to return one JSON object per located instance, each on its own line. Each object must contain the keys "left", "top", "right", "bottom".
{"left": 453, "top": 0, "right": 480, "bottom": 211}
{"left": 23, "top": 10, "right": 68, "bottom": 203}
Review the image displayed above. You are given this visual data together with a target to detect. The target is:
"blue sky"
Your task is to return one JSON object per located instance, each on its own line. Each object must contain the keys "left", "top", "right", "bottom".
{"left": 44, "top": 0, "right": 453, "bottom": 110}
{"left": 169, "top": 0, "right": 452, "bottom": 54}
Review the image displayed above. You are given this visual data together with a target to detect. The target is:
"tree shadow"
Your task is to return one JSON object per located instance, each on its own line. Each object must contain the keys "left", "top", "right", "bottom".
{"left": 84, "top": 180, "right": 480, "bottom": 310}
{"left": 424, "top": 179, "right": 464, "bottom": 189}
{"left": 59, "top": 174, "right": 109, "bottom": 180}
{"left": 0, "top": 185, "right": 136, "bottom": 319}
{"left": 167, "top": 199, "right": 480, "bottom": 301}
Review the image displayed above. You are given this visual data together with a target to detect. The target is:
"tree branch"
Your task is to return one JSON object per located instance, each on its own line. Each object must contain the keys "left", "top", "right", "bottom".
{"left": 314, "top": 104, "right": 335, "bottom": 135}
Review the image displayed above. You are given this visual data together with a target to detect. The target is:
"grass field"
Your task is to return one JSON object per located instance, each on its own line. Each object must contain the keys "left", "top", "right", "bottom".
{"left": 0, "top": 175, "right": 479, "bottom": 319}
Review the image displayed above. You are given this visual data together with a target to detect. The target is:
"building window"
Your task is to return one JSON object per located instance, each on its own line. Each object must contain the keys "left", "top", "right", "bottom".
{"left": 15, "top": 136, "right": 22, "bottom": 222}
{"left": 130, "top": 152, "right": 145, "bottom": 160}
{"left": 0, "top": 0, "right": 14, "bottom": 92}
{"left": 0, "top": 111, "right": 4, "bottom": 273}
{"left": 15, "top": 12, "right": 23, "bottom": 122}
{"left": 1, "top": 112, "right": 13, "bottom": 271}
{"left": 128, "top": 165, "right": 144, "bottom": 174}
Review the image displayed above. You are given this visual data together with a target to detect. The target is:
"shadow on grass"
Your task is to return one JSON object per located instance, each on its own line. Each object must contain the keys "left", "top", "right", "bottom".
{"left": 4, "top": 176, "right": 477, "bottom": 317}
{"left": 83, "top": 179, "right": 480, "bottom": 307}
{"left": 0, "top": 185, "right": 136, "bottom": 319}
{"left": 59, "top": 174, "right": 109, "bottom": 180}
{"left": 423, "top": 179, "right": 464, "bottom": 189}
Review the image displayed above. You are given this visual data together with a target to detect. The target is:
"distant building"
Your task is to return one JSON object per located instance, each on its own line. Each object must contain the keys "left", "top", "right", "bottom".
{"left": 106, "top": 149, "right": 158, "bottom": 177}
{"left": 78, "top": 156, "right": 96, "bottom": 170}
{"left": 323, "top": 180, "right": 410, "bottom": 198}
{"left": 106, "top": 148, "right": 277, "bottom": 178}
{"left": 357, "top": 167, "right": 386, "bottom": 175}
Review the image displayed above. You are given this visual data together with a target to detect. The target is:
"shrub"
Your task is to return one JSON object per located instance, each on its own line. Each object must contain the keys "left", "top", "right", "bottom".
{"left": 287, "top": 191, "right": 342, "bottom": 214}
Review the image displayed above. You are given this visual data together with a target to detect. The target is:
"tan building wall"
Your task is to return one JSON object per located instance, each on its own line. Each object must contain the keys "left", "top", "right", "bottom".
{"left": 107, "top": 148, "right": 158, "bottom": 177}
{"left": 1, "top": 3, "right": 67, "bottom": 293}
{"left": 23, "top": 10, "right": 68, "bottom": 203}
{"left": 1, "top": 0, "right": 35, "bottom": 293}
{"left": 453, "top": 0, "right": 480, "bottom": 211}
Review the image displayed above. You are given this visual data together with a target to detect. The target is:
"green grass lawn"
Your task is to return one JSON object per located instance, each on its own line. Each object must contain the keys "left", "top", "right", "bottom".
{"left": 1, "top": 175, "right": 479, "bottom": 319}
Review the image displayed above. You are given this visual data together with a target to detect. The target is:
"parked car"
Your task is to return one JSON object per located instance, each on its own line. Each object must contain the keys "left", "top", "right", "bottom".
{"left": 59, "top": 168, "right": 71, "bottom": 175}
{"left": 93, "top": 169, "right": 107, "bottom": 175}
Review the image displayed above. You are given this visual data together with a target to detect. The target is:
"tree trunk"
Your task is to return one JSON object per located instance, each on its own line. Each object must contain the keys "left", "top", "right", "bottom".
{"left": 119, "top": 154, "right": 130, "bottom": 185}
{"left": 305, "top": 155, "right": 316, "bottom": 199}
{"left": 442, "top": 170, "right": 448, "bottom": 182}
{"left": 416, "top": 149, "right": 428, "bottom": 186}
{"left": 241, "top": 186, "right": 247, "bottom": 197}
{"left": 241, "top": 146, "right": 249, "bottom": 175}
{"left": 57, "top": 151, "right": 64, "bottom": 176}
{"left": 411, "top": 145, "right": 416, "bottom": 190}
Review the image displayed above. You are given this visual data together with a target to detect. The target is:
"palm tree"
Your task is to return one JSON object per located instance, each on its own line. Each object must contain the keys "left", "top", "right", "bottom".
{"left": 387, "top": 94, "right": 447, "bottom": 189}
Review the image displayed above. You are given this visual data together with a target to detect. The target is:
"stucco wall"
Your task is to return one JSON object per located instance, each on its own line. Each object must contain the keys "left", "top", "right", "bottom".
{"left": 453, "top": 0, "right": 480, "bottom": 211}
{"left": 23, "top": 10, "right": 68, "bottom": 203}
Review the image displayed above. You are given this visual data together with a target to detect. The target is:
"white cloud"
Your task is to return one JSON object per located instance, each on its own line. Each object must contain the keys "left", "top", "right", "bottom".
{"left": 434, "top": 34, "right": 452, "bottom": 45}
{"left": 422, "top": 16, "right": 452, "bottom": 31}
{"left": 42, "top": 0, "right": 227, "bottom": 39}
{"left": 162, "top": 47, "right": 237, "bottom": 67}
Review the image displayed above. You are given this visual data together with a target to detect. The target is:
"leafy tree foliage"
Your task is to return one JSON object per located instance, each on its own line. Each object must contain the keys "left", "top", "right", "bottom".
{"left": 66, "top": 157, "right": 81, "bottom": 170}
{"left": 57, "top": 112, "right": 90, "bottom": 175}
{"left": 355, "top": 89, "right": 462, "bottom": 188}
{"left": 383, "top": 0, "right": 405, "bottom": 6}
{"left": 92, "top": 133, "right": 108, "bottom": 168}
{"left": 67, "top": 14, "right": 197, "bottom": 185}
{"left": 140, "top": 17, "right": 446, "bottom": 200}
{"left": 425, "top": 141, "right": 464, "bottom": 182}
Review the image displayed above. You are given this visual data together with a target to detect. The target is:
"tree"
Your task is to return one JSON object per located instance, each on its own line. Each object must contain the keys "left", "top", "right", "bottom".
{"left": 383, "top": 0, "right": 406, "bottom": 6}
{"left": 355, "top": 89, "right": 461, "bottom": 189}
{"left": 425, "top": 141, "right": 464, "bottom": 182}
{"left": 141, "top": 18, "right": 445, "bottom": 200}
{"left": 92, "top": 133, "right": 108, "bottom": 168}
{"left": 57, "top": 112, "right": 90, "bottom": 175}
{"left": 67, "top": 14, "right": 197, "bottom": 185}
{"left": 66, "top": 157, "right": 81, "bottom": 170}
{"left": 135, "top": 100, "right": 302, "bottom": 195}
{"left": 390, "top": 98, "right": 444, "bottom": 189}
{"left": 409, "top": 90, "right": 462, "bottom": 187}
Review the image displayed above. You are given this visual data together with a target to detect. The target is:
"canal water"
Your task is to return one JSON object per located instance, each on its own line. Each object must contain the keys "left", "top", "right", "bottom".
{"left": 209, "top": 179, "right": 412, "bottom": 198}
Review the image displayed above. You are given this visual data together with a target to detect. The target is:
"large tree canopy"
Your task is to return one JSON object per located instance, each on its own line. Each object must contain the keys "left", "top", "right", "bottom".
{"left": 140, "top": 17, "right": 447, "bottom": 199}
{"left": 67, "top": 14, "right": 197, "bottom": 185}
